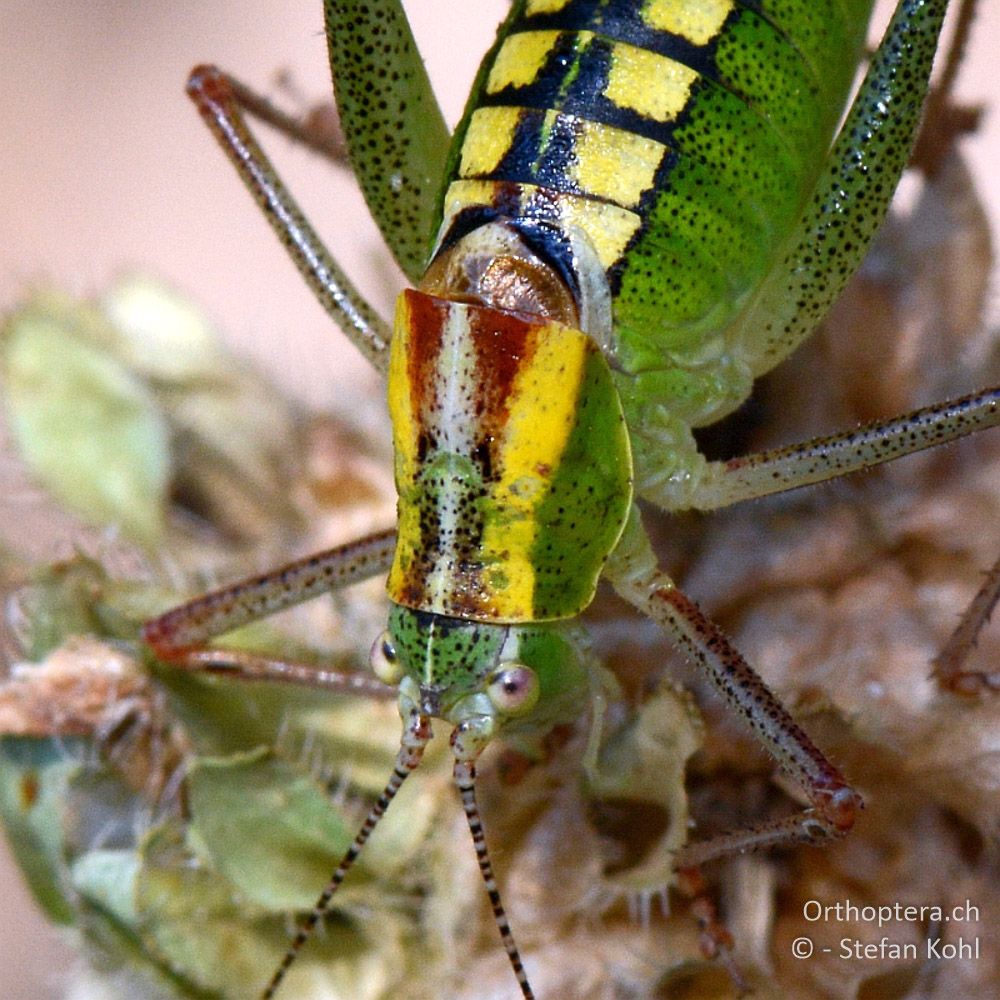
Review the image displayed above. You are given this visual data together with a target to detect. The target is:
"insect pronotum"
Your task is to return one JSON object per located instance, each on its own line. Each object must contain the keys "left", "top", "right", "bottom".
{"left": 139, "top": 1, "right": 1000, "bottom": 997}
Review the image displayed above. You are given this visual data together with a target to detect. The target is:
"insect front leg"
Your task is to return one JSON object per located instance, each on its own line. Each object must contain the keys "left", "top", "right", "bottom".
{"left": 605, "top": 508, "right": 863, "bottom": 861}
{"left": 143, "top": 528, "right": 396, "bottom": 697}
{"left": 186, "top": 66, "right": 391, "bottom": 372}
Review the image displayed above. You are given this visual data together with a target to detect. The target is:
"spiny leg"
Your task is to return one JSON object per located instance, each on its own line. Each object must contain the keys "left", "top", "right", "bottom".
{"left": 261, "top": 707, "right": 433, "bottom": 1000}
{"left": 186, "top": 65, "right": 390, "bottom": 372}
{"left": 684, "top": 387, "right": 999, "bottom": 511}
{"left": 670, "top": 388, "right": 1000, "bottom": 691}
{"left": 732, "top": 0, "right": 947, "bottom": 371}
{"left": 606, "top": 508, "right": 862, "bottom": 864}
{"left": 143, "top": 528, "right": 396, "bottom": 693}
{"left": 452, "top": 722, "right": 536, "bottom": 1000}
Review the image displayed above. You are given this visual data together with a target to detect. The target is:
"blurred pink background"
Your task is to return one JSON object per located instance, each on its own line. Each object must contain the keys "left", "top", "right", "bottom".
{"left": 0, "top": 2, "right": 996, "bottom": 997}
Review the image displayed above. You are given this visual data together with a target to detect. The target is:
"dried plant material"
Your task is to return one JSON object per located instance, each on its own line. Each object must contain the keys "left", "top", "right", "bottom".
{"left": 0, "top": 293, "right": 172, "bottom": 549}
{"left": 0, "top": 635, "right": 159, "bottom": 740}
{"left": 0, "top": 276, "right": 305, "bottom": 555}
{"left": 1, "top": 63, "right": 999, "bottom": 1000}
{"left": 657, "top": 150, "right": 1000, "bottom": 1000}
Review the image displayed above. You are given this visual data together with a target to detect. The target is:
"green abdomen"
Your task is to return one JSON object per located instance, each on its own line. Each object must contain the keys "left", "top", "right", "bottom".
{"left": 438, "top": 0, "right": 874, "bottom": 376}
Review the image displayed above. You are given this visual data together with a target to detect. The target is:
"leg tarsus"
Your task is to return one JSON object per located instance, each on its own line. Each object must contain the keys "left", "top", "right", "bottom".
{"left": 675, "top": 866, "right": 745, "bottom": 996}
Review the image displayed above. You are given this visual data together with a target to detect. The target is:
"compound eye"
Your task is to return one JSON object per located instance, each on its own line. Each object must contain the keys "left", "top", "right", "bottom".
{"left": 486, "top": 664, "right": 540, "bottom": 716}
{"left": 370, "top": 630, "right": 403, "bottom": 685}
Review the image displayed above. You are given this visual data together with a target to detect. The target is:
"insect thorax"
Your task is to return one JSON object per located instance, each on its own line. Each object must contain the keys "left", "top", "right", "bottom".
{"left": 386, "top": 222, "right": 632, "bottom": 626}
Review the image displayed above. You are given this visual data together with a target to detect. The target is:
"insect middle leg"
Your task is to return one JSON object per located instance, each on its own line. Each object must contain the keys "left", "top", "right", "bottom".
{"left": 684, "top": 388, "right": 999, "bottom": 512}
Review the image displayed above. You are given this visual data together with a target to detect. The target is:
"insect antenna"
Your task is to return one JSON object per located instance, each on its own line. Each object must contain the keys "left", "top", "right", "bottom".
{"left": 261, "top": 711, "right": 432, "bottom": 1000}
{"left": 454, "top": 759, "right": 536, "bottom": 1000}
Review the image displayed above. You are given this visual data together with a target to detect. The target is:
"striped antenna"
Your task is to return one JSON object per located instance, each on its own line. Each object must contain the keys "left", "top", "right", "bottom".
{"left": 454, "top": 759, "right": 535, "bottom": 1000}
{"left": 262, "top": 711, "right": 432, "bottom": 999}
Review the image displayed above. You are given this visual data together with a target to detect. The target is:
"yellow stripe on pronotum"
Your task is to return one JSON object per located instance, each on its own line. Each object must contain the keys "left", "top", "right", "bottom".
{"left": 478, "top": 313, "right": 591, "bottom": 617}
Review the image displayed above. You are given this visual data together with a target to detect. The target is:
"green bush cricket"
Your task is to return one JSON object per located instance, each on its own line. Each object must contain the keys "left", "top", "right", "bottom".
{"left": 135, "top": 2, "right": 1000, "bottom": 997}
